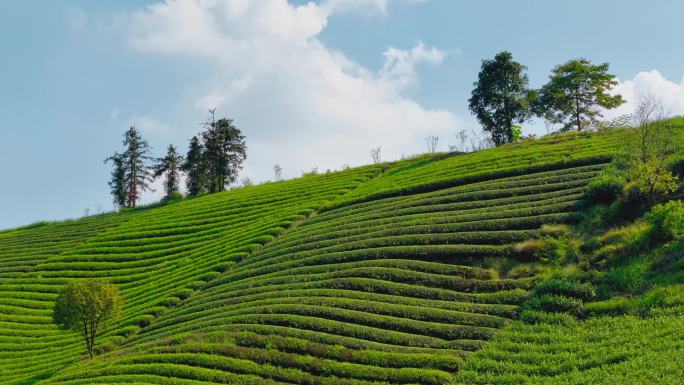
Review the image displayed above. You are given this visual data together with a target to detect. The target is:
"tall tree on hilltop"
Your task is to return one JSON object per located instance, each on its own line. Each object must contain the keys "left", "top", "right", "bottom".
{"left": 182, "top": 136, "right": 205, "bottom": 196}
{"left": 201, "top": 111, "right": 247, "bottom": 192}
{"left": 122, "top": 126, "right": 154, "bottom": 207}
{"left": 107, "top": 126, "right": 154, "bottom": 208}
{"left": 469, "top": 51, "right": 532, "bottom": 146}
{"left": 153, "top": 144, "right": 184, "bottom": 201}
{"left": 534, "top": 58, "right": 624, "bottom": 131}
{"left": 104, "top": 152, "right": 126, "bottom": 209}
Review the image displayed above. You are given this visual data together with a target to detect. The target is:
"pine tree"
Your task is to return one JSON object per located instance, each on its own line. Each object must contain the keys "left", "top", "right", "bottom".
{"left": 121, "top": 126, "right": 154, "bottom": 208}
{"left": 182, "top": 136, "right": 205, "bottom": 196}
{"left": 104, "top": 152, "right": 126, "bottom": 209}
{"left": 201, "top": 113, "right": 247, "bottom": 192}
{"left": 153, "top": 144, "right": 184, "bottom": 201}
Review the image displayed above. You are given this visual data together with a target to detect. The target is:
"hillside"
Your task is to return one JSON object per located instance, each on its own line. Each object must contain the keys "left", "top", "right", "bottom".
{"left": 1, "top": 127, "right": 683, "bottom": 385}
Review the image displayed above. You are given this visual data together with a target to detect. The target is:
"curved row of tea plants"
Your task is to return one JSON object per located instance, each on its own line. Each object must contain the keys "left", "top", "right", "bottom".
{"left": 0, "top": 165, "right": 385, "bottom": 384}
{"left": 453, "top": 313, "right": 684, "bottom": 385}
{"left": 39, "top": 159, "right": 610, "bottom": 385}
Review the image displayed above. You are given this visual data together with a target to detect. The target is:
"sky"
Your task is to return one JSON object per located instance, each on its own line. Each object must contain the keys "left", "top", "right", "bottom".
{"left": 1, "top": 0, "right": 683, "bottom": 230}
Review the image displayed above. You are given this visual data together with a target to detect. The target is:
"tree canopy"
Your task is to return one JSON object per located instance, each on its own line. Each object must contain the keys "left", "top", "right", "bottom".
{"left": 468, "top": 51, "right": 532, "bottom": 146}
{"left": 202, "top": 114, "right": 247, "bottom": 193}
{"left": 534, "top": 58, "right": 624, "bottom": 131}
{"left": 53, "top": 279, "right": 121, "bottom": 358}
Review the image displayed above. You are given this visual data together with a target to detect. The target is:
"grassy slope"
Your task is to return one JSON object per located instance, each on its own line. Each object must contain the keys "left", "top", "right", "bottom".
{"left": 0, "top": 127, "right": 681, "bottom": 384}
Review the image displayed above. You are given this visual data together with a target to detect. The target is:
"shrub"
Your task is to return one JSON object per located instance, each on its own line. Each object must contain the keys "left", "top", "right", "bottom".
{"left": 601, "top": 262, "right": 648, "bottom": 294}
{"left": 645, "top": 200, "right": 684, "bottom": 242}
{"left": 625, "top": 160, "right": 678, "bottom": 205}
{"left": 533, "top": 278, "right": 596, "bottom": 301}
{"left": 585, "top": 170, "right": 625, "bottom": 204}
{"left": 520, "top": 309, "right": 576, "bottom": 326}
{"left": 635, "top": 289, "right": 667, "bottom": 316}
{"left": 524, "top": 294, "right": 584, "bottom": 317}
{"left": 665, "top": 153, "right": 684, "bottom": 178}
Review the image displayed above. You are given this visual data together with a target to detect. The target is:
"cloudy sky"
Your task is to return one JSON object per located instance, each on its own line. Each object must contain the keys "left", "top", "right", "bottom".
{"left": 1, "top": 0, "right": 683, "bottom": 229}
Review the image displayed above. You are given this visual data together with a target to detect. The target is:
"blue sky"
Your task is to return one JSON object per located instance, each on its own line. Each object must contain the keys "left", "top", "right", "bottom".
{"left": 1, "top": 0, "right": 683, "bottom": 229}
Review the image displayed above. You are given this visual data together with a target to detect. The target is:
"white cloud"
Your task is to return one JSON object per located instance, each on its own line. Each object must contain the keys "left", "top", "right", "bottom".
{"left": 380, "top": 42, "right": 446, "bottom": 90}
{"left": 130, "top": 116, "right": 172, "bottom": 135}
{"left": 125, "top": 0, "right": 462, "bottom": 182}
{"left": 606, "top": 70, "right": 684, "bottom": 120}
{"left": 110, "top": 108, "right": 120, "bottom": 120}
{"left": 67, "top": 9, "right": 88, "bottom": 31}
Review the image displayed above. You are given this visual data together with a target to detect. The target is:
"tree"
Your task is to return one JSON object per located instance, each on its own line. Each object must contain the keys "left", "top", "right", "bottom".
{"left": 425, "top": 135, "right": 439, "bottom": 153}
{"left": 201, "top": 112, "right": 247, "bottom": 192}
{"left": 53, "top": 279, "right": 121, "bottom": 358}
{"left": 106, "top": 127, "right": 154, "bottom": 208}
{"left": 623, "top": 95, "right": 680, "bottom": 205}
{"left": 534, "top": 58, "right": 624, "bottom": 131}
{"left": 469, "top": 51, "right": 532, "bottom": 146}
{"left": 122, "top": 127, "right": 154, "bottom": 207}
{"left": 273, "top": 164, "right": 283, "bottom": 181}
{"left": 183, "top": 136, "right": 205, "bottom": 196}
{"left": 104, "top": 152, "right": 126, "bottom": 209}
{"left": 370, "top": 146, "right": 381, "bottom": 164}
{"left": 153, "top": 144, "right": 184, "bottom": 201}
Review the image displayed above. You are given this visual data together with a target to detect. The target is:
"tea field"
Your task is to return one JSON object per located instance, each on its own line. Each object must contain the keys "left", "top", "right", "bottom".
{"left": 1, "top": 128, "right": 682, "bottom": 384}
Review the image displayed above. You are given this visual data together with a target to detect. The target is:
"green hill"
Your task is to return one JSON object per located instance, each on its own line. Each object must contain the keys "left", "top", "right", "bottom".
{"left": 1, "top": 127, "right": 683, "bottom": 385}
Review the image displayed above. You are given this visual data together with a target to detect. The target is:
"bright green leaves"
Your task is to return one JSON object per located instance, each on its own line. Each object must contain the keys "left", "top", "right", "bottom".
{"left": 53, "top": 279, "right": 122, "bottom": 358}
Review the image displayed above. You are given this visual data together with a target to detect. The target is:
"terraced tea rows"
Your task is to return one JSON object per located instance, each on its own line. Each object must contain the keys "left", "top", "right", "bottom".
{"left": 0, "top": 165, "right": 384, "bottom": 384}
{"left": 40, "top": 159, "right": 608, "bottom": 385}
{"left": 336, "top": 129, "right": 624, "bottom": 208}
{"left": 453, "top": 314, "right": 684, "bottom": 385}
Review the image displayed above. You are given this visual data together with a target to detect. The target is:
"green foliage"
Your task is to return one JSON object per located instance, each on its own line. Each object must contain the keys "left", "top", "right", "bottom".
{"left": 201, "top": 114, "right": 247, "bottom": 193}
{"left": 454, "top": 315, "right": 684, "bottom": 385}
{"left": 182, "top": 135, "right": 205, "bottom": 196}
{"left": 2, "top": 126, "right": 683, "bottom": 384}
{"left": 105, "top": 126, "right": 155, "bottom": 208}
{"left": 469, "top": 51, "right": 532, "bottom": 146}
{"left": 534, "top": 58, "right": 624, "bottom": 131}
{"left": 645, "top": 200, "right": 684, "bottom": 242}
{"left": 601, "top": 261, "right": 648, "bottom": 294}
{"left": 153, "top": 144, "right": 184, "bottom": 201}
{"left": 585, "top": 168, "right": 626, "bottom": 204}
{"left": 533, "top": 277, "right": 596, "bottom": 301}
{"left": 624, "top": 159, "right": 678, "bottom": 205}
{"left": 104, "top": 152, "right": 127, "bottom": 208}
{"left": 666, "top": 153, "right": 684, "bottom": 178}
{"left": 519, "top": 309, "right": 577, "bottom": 326}
{"left": 53, "top": 279, "right": 122, "bottom": 358}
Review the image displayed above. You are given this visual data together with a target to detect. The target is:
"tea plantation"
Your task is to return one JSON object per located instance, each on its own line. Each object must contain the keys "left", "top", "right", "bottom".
{"left": 1, "top": 128, "right": 682, "bottom": 384}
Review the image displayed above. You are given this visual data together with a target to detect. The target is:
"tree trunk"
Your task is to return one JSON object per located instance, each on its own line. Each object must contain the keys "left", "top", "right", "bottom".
{"left": 575, "top": 95, "right": 582, "bottom": 131}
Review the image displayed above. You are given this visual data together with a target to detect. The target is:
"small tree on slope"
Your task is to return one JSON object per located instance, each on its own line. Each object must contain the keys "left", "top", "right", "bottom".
{"left": 53, "top": 279, "right": 121, "bottom": 359}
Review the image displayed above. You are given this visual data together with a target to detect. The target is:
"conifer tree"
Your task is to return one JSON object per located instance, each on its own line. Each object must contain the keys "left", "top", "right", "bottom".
{"left": 182, "top": 136, "right": 205, "bottom": 196}
{"left": 201, "top": 112, "right": 247, "bottom": 192}
{"left": 153, "top": 144, "right": 184, "bottom": 201}
{"left": 121, "top": 126, "right": 154, "bottom": 208}
{"left": 104, "top": 153, "right": 126, "bottom": 209}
